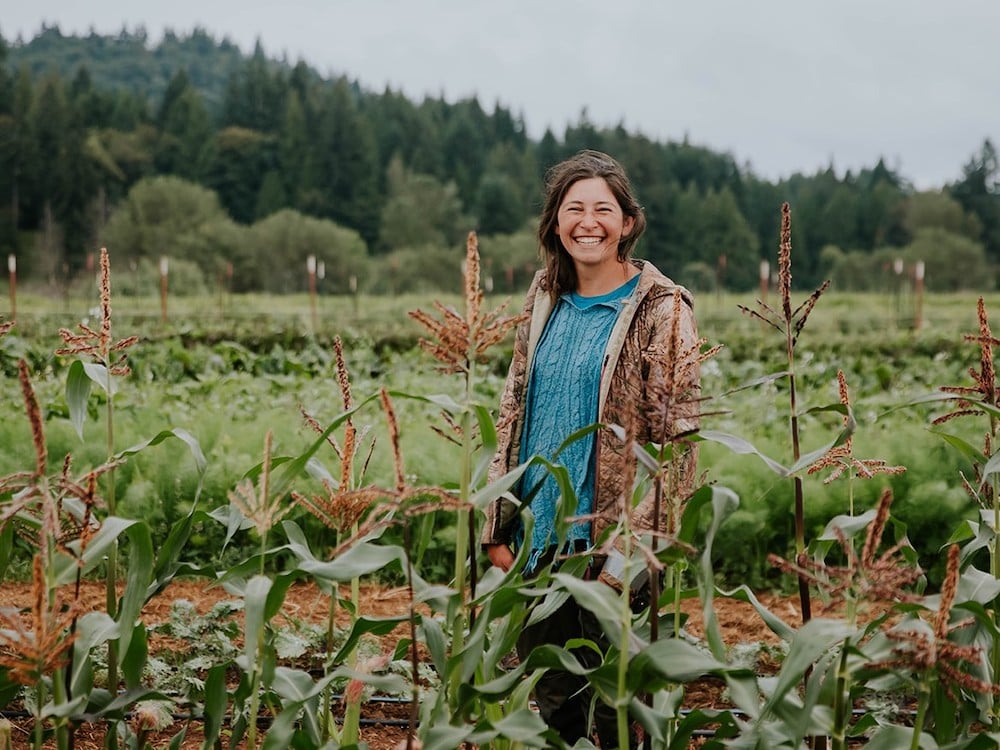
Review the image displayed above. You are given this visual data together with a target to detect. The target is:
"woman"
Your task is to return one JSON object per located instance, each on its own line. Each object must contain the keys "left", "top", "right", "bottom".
{"left": 481, "top": 149, "right": 700, "bottom": 748}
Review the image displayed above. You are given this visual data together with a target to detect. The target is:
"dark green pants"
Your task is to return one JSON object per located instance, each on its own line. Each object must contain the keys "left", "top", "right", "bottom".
{"left": 517, "top": 595, "right": 637, "bottom": 749}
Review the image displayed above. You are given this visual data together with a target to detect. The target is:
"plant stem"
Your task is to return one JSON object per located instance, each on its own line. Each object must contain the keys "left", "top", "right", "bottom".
{"left": 909, "top": 676, "right": 931, "bottom": 750}
{"left": 247, "top": 645, "right": 263, "bottom": 749}
{"left": 259, "top": 531, "right": 266, "bottom": 577}
{"left": 617, "top": 529, "right": 635, "bottom": 750}
{"left": 447, "top": 358, "right": 475, "bottom": 706}
{"left": 343, "top": 522, "right": 363, "bottom": 743}
{"left": 33, "top": 682, "right": 44, "bottom": 750}
{"left": 448, "top": 442, "right": 470, "bottom": 705}
{"left": 830, "top": 644, "right": 850, "bottom": 750}
{"left": 105, "top": 394, "right": 118, "bottom": 625}
{"left": 104, "top": 374, "right": 119, "bottom": 750}
{"left": 321, "top": 588, "right": 337, "bottom": 742}
{"left": 787, "top": 351, "right": 812, "bottom": 623}
{"left": 617, "top": 601, "right": 631, "bottom": 745}
{"left": 404, "top": 519, "right": 420, "bottom": 750}
{"left": 989, "top": 473, "right": 1000, "bottom": 730}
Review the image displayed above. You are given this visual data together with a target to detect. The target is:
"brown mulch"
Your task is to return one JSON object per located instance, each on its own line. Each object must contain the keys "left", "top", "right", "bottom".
{"left": 0, "top": 580, "right": 842, "bottom": 749}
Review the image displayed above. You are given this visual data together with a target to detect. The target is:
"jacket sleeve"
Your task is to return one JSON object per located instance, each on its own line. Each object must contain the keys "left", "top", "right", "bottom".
{"left": 600, "top": 286, "right": 701, "bottom": 588}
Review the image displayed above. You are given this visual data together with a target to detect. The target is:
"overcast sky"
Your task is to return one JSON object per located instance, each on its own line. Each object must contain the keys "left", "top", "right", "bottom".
{"left": 3, "top": 1, "right": 996, "bottom": 190}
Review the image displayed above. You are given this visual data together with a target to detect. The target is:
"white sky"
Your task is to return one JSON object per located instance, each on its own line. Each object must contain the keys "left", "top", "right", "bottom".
{"left": 3, "top": 0, "right": 996, "bottom": 190}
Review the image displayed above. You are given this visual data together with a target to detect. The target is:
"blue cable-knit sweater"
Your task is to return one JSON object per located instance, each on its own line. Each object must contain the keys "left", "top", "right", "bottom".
{"left": 517, "top": 275, "right": 639, "bottom": 572}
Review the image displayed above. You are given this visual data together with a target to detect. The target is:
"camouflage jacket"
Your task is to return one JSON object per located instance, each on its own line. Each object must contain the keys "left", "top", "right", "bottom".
{"left": 481, "top": 260, "right": 700, "bottom": 581}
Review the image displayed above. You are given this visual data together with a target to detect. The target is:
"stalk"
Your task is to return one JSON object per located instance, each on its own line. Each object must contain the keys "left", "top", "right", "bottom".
{"left": 341, "top": 520, "right": 363, "bottom": 745}
{"left": 258, "top": 529, "right": 266, "bottom": 577}
{"left": 786, "top": 338, "right": 812, "bottom": 623}
{"left": 40, "top": 477, "right": 70, "bottom": 750}
{"left": 104, "top": 371, "right": 120, "bottom": 701}
{"left": 989, "top": 400, "right": 999, "bottom": 728}
{"left": 404, "top": 518, "right": 420, "bottom": 750}
{"left": 985, "top": 325, "right": 999, "bottom": 728}
{"left": 246, "top": 639, "right": 264, "bottom": 749}
{"left": 321, "top": 588, "right": 337, "bottom": 741}
{"left": 993, "top": 473, "right": 1000, "bottom": 730}
{"left": 616, "top": 531, "right": 634, "bottom": 750}
{"left": 830, "top": 644, "right": 851, "bottom": 750}
{"left": 32, "top": 682, "right": 44, "bottom": 750}
{"left": 909, "top": 676, "right": 931, "bottom": 750}
{"left": 448, "top": 296, "right": 480, "bottom": 710}
{"left": 447, "top": 380, "right": 474, "bottom": 706}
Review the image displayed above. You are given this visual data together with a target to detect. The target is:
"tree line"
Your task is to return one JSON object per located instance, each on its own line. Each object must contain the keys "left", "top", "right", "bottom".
{"left": 1, "top": 24, "right": 999, "bottom": 295}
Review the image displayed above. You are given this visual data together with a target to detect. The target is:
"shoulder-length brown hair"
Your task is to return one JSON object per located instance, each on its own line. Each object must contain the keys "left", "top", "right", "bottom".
{"left": 537, "top": 149, "right": 647, "bottom": 298}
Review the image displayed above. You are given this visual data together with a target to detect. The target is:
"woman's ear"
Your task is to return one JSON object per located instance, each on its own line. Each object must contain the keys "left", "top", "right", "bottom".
{"left": 622, "top": 215, "right": 636, "bottom": 238}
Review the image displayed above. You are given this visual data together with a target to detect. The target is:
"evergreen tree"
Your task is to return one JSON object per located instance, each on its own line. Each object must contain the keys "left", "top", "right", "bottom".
{"left": 0, "top": 37, "right": 21, "bottom": 254}
{"left": 951, "top": 139, "right": 1000, "bottom": 261}
{"left": 155, "top": 69, "right": 212, "bottom": 179}
{"left": 300, "top": 78, "right": 380, "bottom": 247}
{"left": 535, "top": 128, "right": 561, "bottom": 177}
{"left": 692, "top": 187, "right": 760, "bottom": 291}
{"left": 204, "top": 125, "right": 277, "bottom": 224}
{"left": 563, "top": 110, "right": 603, "bottom": 154}
{"left": 441, "top": 97, "right": 490, "bottom": 208}
{"left": 0, "top": 34, "right": 12, "bottom": 116}
{"left": 377, "top": 155, "right": 470, "bottom": 252}
{"left": 221, "top": 44, "right": 286, "bottom": 133}
{"left": 475, "top": 172, "right": 525, "bottom": 236}
{"left": 277, "top": 89, "right": 309, "bottom": 204}
{"left": 69, "top": 65, "right": 110, "bottom": 128}
{"left": 31, "top": 76, "right": 96, "bottom": 281}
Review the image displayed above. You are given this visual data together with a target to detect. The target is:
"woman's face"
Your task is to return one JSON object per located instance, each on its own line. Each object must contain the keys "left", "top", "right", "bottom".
{"left": 555, "top": 177, "right": 635, "bottom": 276}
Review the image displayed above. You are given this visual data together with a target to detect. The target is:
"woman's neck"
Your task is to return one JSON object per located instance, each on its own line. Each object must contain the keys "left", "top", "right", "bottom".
{"left": 574, "top": 260, "right": 639, "bottom": 297}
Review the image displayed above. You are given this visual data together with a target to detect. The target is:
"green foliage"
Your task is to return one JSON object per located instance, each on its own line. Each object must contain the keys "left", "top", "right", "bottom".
{"left": 478, "top": 227, "right": 539, "bottom": 293}
{"left": 6, "top": 26, "right": 1000, "bottom": 295}
{"left": 374, "top": 244, "right": 465, "bottom": 295}
{"left": 244, "top": 208, "right": 368, "bottom": 294}
{"left": 9, "top": 25, "right": 246, "bottom": 113}
{"left": 902, "top": 190, "right": 983, "bottom": 240}
{"left": 904, "top": 227, "right": 994, "bottom": 291}
{"left": 8, "top": 271, "right": 1000, "bottom": 746}
{"left": 377, "top": 156, "right": 472, "bottom": 253}
{"left": 102, "top": 175, "right": 229, "bottom": 264}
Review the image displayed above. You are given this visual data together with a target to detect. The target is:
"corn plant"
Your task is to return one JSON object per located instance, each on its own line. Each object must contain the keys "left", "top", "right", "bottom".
{"left": 408, "top": 231, "right": 524, "bottom": 719}
{"left": 911, "top": 295, "right": 1000, "bottom": 730}
{"left": 0, "top": 261, "right": 206, "bottom": 750}
{"left": 57, "top": 248, "right": 138, "bottom": 703}
{"left": 12, "top": 218, "right": 1000, "bottom": 749}
{"left": 0, "top": 360, "right": 149, "bottom": 749}
{"left": 737, "top": 202, "right": 831, "bottom": 624}
{"left": 292, "top": 335, "right": 380, "bottom": 743}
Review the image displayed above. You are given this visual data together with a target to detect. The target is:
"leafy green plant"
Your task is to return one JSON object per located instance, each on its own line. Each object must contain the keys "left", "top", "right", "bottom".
{"left": 57, "top": 248, "right": 139, "bottom": 706}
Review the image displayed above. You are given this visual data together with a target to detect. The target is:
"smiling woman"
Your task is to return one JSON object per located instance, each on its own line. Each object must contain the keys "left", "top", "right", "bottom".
{"left": 554, "top": 177, "right": 636, "bottom": 294}
{"left": 481, "top": 149, "right": 701, "bottom": 748}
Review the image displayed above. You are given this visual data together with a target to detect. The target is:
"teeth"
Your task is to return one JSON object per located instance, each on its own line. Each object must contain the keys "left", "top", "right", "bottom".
{"left": 575, "top": 238, "right": 602, "bottom": 245}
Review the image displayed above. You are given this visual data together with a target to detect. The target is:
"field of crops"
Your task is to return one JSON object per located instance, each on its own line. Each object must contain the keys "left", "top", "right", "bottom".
{"left": 3, "top": 247, "right": 1000, "bottom": 748}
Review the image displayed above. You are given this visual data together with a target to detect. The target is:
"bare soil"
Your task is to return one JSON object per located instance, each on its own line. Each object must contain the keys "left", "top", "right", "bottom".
{"left": 0, "top": 579, "right": 822, "bottom": 749}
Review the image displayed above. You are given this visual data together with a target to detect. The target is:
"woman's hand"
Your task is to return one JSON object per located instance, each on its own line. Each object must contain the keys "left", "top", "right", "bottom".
{"left": 485, "top": 543, "right": 515, "bottom": 572}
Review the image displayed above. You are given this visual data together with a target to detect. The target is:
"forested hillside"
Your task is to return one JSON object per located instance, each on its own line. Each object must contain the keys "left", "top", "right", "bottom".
{"left": 1, "top": 25, "right": 998, "bottom": 294}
